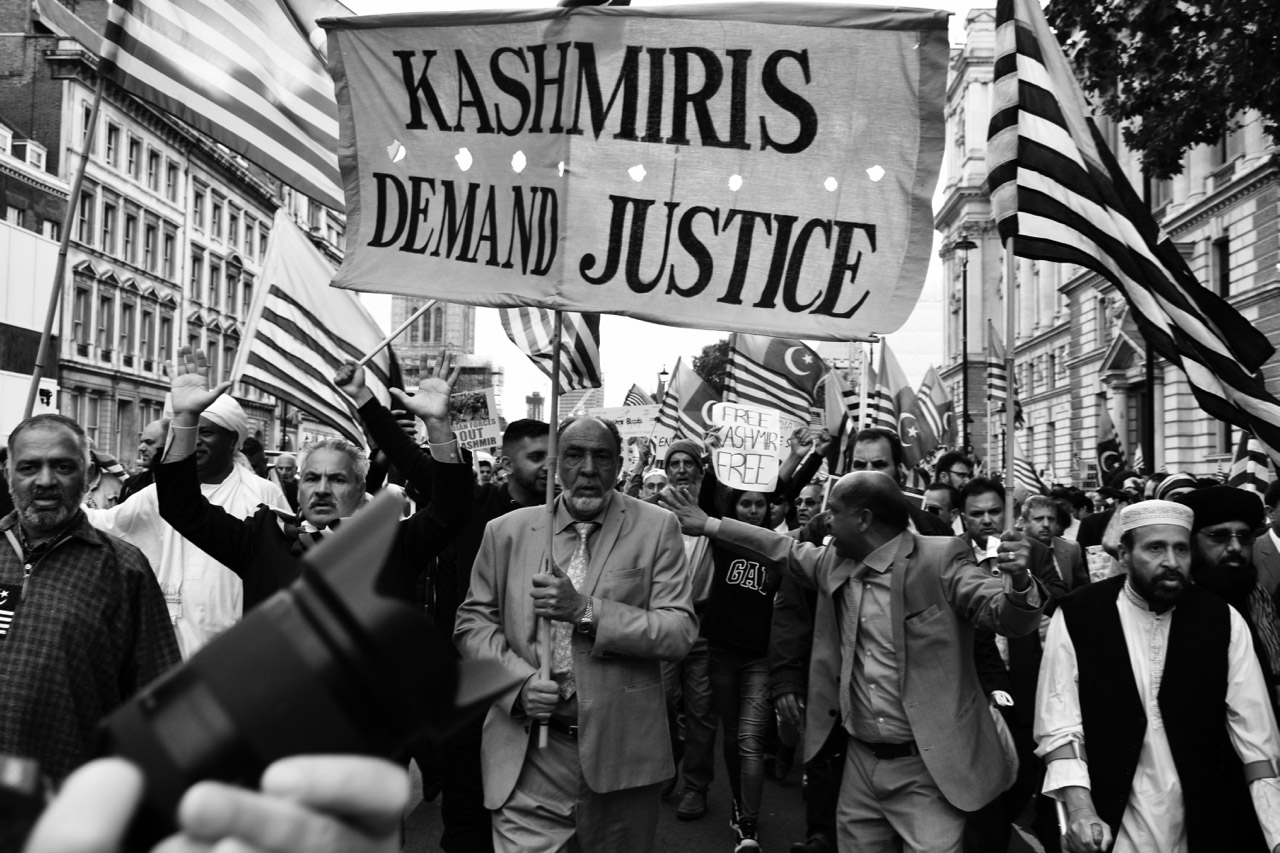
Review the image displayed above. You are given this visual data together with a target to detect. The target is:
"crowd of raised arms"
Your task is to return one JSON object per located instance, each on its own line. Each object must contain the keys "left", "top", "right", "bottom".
{"left": 5, "top": 347, "right": 1280, "bottom": 853}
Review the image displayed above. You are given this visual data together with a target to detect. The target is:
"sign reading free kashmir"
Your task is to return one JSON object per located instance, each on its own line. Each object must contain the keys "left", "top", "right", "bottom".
{"left": 323, "top": 4, "right": 947, "bottom": 341}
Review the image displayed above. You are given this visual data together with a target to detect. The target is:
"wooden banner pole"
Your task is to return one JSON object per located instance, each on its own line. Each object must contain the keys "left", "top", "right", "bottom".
{"left": 536, "top": 310, "right": 565, "bottom": 748}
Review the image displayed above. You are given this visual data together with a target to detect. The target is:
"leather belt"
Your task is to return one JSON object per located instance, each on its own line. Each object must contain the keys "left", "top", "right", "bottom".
{"left": 854, "top": 738, "right": 919, "bottom": 760}
{"left": 541, "top": 717, "right": 579, "bottom": 740}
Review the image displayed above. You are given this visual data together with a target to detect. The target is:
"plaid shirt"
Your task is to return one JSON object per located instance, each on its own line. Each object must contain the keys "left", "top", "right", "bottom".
{"left": 0, "top": 509, "right": 180, "bottom": 783}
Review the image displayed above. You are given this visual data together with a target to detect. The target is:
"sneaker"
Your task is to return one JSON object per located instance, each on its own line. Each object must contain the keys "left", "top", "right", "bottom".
{"left": 734, "top": 817, "right": 761, "bottom": 852}
{"left": 677, "top": 788, "right": 707, "bottom": 821}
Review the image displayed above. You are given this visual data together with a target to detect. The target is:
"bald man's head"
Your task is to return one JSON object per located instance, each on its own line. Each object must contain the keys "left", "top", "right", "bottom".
{"left": 826, "top": 471, "right": 910, "bottom": 559}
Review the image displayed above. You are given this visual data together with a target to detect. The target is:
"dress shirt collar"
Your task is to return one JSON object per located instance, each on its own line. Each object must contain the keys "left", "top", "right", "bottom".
{"left": 862, "top": 531, "right": 907, "bottom": 575}
{"left": 554, "top": 492, "right": 614, "bottom": 534}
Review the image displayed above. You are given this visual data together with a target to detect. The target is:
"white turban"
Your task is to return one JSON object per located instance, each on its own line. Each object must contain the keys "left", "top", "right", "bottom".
{"left": 1120, "top": 499, "right": 1194, "bottom": 533}
{"left": 201, "top": 395, "right": 249, "bottom": 448}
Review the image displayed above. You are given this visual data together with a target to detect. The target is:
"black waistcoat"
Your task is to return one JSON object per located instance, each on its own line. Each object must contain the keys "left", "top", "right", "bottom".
{"left": 1059, "top": 575, "right": 1264, "bottom": 851}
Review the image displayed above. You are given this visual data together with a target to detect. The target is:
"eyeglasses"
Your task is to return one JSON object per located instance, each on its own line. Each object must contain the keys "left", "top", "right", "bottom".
{"left": 923, "top": 505, "right": 944, "bottom": 516}
{"left": 943, "top": 469, "right": 972, "bottom": 479}
{"left": 1200, "top": 530, "right": 1256, "bottom": 546}
{"left": 796, "top": 499, "right": 821, "bottom": 506}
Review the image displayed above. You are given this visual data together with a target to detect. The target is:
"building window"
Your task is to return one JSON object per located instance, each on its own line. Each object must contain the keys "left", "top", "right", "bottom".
{"left": 208, "top": 260, "right": 221, "bottom": 308}
{"left": 101, "top": 202, "right": 117, "bottom": 255}
{"left": 433, "top": 307, "right": 443, "bottom": 342}
{"left": 244, "top": 217, "right": 255, "bottom": 258}
{"left": 77, "top": 191, "right": 95, "bottom": 245}
{"left": 162, "top": 232, "right": 175, "bottom": 280}
{"left": 228, "top": 209, "right": 239, "bottom": 250}
{"left": 206, "top": 338, "right": 219, "bottom": 380}
{"left": 120, "top": 301, "right": 136, "bottom": 356}
{"left": 211, "top": 199, "right": 223, "bottom": 241}
{"left": 1219, "top": 422, "right": 1234, "bottom": 455}
{"left": 84, "top": 395, "right": 100, "bottom": 445}
{"left": 259, "top": 227, "right": 268, "bottom": 259}
{"left": 223, "top": 345, "right": 234, "bottom": 382}
{"left": 166, "top": 162, "right": 179, "bottom": 202}
{"left": 141, "top": 308, "right": 155, "bottom": 363}
{"left": 190, "top": 250, "right": 204, "bottom": 297}
{"left": 241, "top": 279, "right": 253, "bottom": 317}
{"left": 192, "top": 189, "right": 205, "bottom": 229}
{"left": 1213, "top": 236, "right": 1231, "bottom": 296}
{"left": 105, "top": 123, "right": 120, "bottom": 167}
{"left": 159, "top": 314, "right": 172, "bottom": 363}
{"left": 97, "top": 293, "right": 115, "bottom": 352}
{"left": 123, "top": 213, "right": 138, "bottom": 264}
{"left": 81, "top": 104, "right": 94, "bottom": 152}
{"left": 127, "top": 137, "right": 141, "bottom": 178}
{"left": 146, "top": 150, "right": 160, "bottom": 190}
{"left": 73, "top": 286, "right": 91, "bottom": 345}
{"left": 409, "top": 320, "right": 420, "bottom": 344}
{"left": 143, "top": 223, "right": 157, "bottom": 272}
{"left": 225, "top": 271, "right": 238, "bottom": 316}
{"left": 43, "top": 220, "right": 61, "bottom": 241}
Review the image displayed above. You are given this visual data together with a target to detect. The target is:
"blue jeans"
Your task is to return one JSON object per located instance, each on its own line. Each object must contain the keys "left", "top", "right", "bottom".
{"left": 708, "top": 645, "right": 771, "bottom": 824}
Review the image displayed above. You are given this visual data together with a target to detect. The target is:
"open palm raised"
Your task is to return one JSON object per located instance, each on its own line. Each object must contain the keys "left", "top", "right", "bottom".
{"left": 390, "top": 349, "right": 461, "bottom": 422}
{"left": 171, "top": 346, "right": 232, "bottom": 417}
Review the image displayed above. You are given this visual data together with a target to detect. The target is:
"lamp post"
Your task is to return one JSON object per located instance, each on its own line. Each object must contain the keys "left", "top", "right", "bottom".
{"left": 954, "top": 234, "right": 978, "bottom": 456}
{"left": 657, "top": 365, "right": 670, "bottom": 400}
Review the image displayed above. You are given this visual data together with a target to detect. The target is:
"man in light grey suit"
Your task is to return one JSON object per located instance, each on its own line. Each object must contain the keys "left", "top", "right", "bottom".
{"left": 663, "top": 471, "right": 1044, "bottom": 852}
{"left": 455, "top": 416, "right": 696, "bottom": 852}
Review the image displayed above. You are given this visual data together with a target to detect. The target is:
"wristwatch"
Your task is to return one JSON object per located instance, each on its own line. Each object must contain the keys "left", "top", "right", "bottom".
{"left": 575, "top": 598, "right": 596, "bottom": 636}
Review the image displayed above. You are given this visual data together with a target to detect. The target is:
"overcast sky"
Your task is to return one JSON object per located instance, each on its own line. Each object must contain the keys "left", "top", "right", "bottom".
{"left": 344, "top": 0, "right": 981, "bottom": 419}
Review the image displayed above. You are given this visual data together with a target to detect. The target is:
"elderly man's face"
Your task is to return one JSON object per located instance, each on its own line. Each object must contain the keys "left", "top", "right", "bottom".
{"left": 665, "top": 452, "right": 701, "bottom": 489}
{"left": 298, "top": 448, "right": 365, "bottom": 528}
{"left": 275, "top": 457, "right": 297, "bottom": 483}
{"left": 1122, "top": 524, "right": 1192, "bottom": 611}
{"left": 641, "top": 478, "right": 665, "bottom": 499}
{"left": 559, "top": 420, "right": 619, "bottom": 521}
{"left": 795, "top": 485, "right": 823, "bottom": 525}
{"left": 9, "top": 424, "right": 87, "bottom": 536}
{"left": 137, "top": 421, "right": 166, "bottom": 470}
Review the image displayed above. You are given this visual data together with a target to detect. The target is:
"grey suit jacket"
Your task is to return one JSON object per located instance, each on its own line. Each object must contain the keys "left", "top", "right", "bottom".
{"left": 713, "top": 521, "right": 1043, "bottom": 812}
{"left": 1254, "top": 530, "right": 1280, "bottom": 598}
{"left": 1052, "top": 536, "right": 1089, "bottom": 591}
{"left": 454, "top": 492, "right": 696, "bottom": 807}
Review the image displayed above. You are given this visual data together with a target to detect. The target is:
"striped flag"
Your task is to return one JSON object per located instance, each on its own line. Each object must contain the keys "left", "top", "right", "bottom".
{"left": 821, "top": 367, "right": 860, "bottom": 475}
{"left": 986, "top": 322, "right": 1024, "bottom": 428}
{"left": 233, "top": 210, "right": 399, "bottom": 446}
{"left": 499, "top": 309, "right": 603, "bottom": 392}
{"left": 880, "top": 342, "right": 937, "bottom": 468}
{"left": 1012, "top": 435, "right": 1047, "bottom": 494}
{"left": 623, "top": 384, "right": 655, "bottom": 406}
{"left": 1228, "top": 431, "right": 1273, "bottom": 497}
{"left": 867, "top": 348, "right": 898, "bottom": 432}
{"left": 100, "top": 0, "right": 347, "bottom": 210}
{"left": 725, "top": 334, "right": 825, "bottom": 425}
{"left": 918, "top": 366, "right": 954, "bottom": 448}
{"left": 989, "top": 0, "right": 1280, "bottom": 450}
{"left": 654, "top": 359, "right": 720, "bottom": 440}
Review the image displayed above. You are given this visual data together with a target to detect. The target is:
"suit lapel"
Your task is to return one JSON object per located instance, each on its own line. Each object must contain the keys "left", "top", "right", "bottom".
{"left": 583, "top": 494, "right": 624, "bottom": 597}
{"left": 524, "top": 509, "right": 550, "bottom": 647}
{"left": 890, "top": 534, "right": 913, "bottom": 693}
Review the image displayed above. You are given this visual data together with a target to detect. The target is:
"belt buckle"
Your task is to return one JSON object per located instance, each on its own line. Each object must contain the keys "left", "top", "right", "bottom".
{"left": 566, "top": 724, "right": 579, "bottom": 740}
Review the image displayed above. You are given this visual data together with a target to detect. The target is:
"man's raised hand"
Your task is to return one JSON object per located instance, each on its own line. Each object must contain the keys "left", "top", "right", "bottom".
{"left": 333, "top": 361, "right": 373, "bottom": 406}
{"left": 390, "top": 350, "right": 461, "bottom": 424}
{"left": 658, "top": 485, "right": 710, "bottom": 536}
{"left": 170, "top": 346, "right": 231, "bottom": 419}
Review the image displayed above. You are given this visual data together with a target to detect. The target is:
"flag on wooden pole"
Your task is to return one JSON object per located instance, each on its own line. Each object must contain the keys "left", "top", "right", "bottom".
{"left": 1097, "top": 404, "right": 1128, "bottom": 481}
{"left": 918, "top": 366, "right": 953, "bottom": 448}
{"left": 989, "top": 0, "right": 1280, "bottom": 450}
{"left": 986, "top": 322, "right": 1024, "bottom": 428}
{"left": 623, "top": 384, "right": 655, "bottom": 406}
{"left": 100, "top": 0, "right": 348, "bottom": 209}
{"left": 1228, "top": 431, "right": 1273, "bottom": 497}
{"left": 500, "top": 309, "right": 602, "bottom": 392}
{"left": 233, "top": 210, "right": 399, "bottom": 446}
{"left": 725, "top": 334, "right": 825, "bottom": 426}
{"left": 1013, "top": 435, "right": 1047, "bottom": 494}
{"left": 654, "top": 359, "right": 720, "bottom": 440}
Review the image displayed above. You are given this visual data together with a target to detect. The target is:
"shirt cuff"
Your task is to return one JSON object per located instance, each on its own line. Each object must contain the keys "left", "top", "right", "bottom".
{"left": 1005, "top": 573, "right": 1042, "bottom": 610}
{"left": 704, "top": 517, "right": 722, "bottom": 538}
{"left": 1042, "top": 757, "right": 1090, "bottom": 798}
{"left": 1249, "top": 777, "right": 1280, "bottom": 851}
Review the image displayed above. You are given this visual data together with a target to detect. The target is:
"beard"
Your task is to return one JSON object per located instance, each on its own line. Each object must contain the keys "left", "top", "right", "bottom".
{"left": 13, "top": 486, "right": 79, "bottom": 534}
{"left": 1131, "top": 567, "right": 1189, "bottom": 609}
{"left": 1192, "top": 549, "right": 1257, "bottom": 604}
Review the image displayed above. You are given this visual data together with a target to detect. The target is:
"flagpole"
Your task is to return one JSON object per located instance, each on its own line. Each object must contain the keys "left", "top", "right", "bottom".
{"left": 1004, "top": 241, "right": 1018, "bottom": 521}
{"left": 858, "top": 341, "right": 872, "bottom": 430}
{"left": 354, "top": 299, "right": 437, "bottom": 368}
{"left": 24, "top": 76, "right": 106, "bottom": 419}
{"left": 536, "top": 309, "right": 565, "bottom": 750}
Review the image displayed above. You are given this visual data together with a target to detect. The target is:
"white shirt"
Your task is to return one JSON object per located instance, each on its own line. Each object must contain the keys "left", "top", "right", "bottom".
{"left": 85, "top": 466, "right": 289, "bottom": 658}
{"left": 1035, "top": 580, "right": 1280, "bottom": 853}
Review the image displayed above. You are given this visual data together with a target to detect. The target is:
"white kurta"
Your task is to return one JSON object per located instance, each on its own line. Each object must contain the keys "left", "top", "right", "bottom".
{"left": 1035, "top": 580, "right": 1280, "bottom": 853}
{"left": 85, "top": 467, "right": 289, "bottom": 658}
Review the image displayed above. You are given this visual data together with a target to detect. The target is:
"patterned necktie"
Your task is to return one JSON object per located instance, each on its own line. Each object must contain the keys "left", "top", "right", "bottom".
{"left": 551, "top": 521, "right": 597, "bottom": 700}
{"left": 837, "top": 564, "right": 868, "bottom": 725}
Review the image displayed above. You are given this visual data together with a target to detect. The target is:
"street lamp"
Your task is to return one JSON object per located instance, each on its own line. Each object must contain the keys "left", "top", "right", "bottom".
{"left": 953, "top": 233, "right": 978, "bottom": 456}
{"left": 657, "top": 365, "right": 670, "bottom": 399}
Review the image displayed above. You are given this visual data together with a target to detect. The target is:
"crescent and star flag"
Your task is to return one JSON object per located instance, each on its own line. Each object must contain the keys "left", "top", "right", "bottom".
{"left": 989, "top": 0, "right": 1280, "bottom": 450}
{"left": 725, "top": 334, "right": 825, "bottom": 426}
{"left": 100, "top": 0, "right": 347, "bottom": 210}
{"left": 623, "top": 385, "right": 655, "bottom": 407}
{"left": 323, "top": 5, "right": 948, "bottom": 342}
{"left": 1228, "top": 431, "right": 1274, "bottom": 497}
{"left": 1096, "top": 404, "right": 1127, "bottom": 481}
{"left": 499, "top": 309, "right": 603, "bottom": 392}
{"left": 654, "top": 359, "right": 720, "bottom": 440}
{"left": 232, "top": 210, "right": 400, "bottom": 447}
{"left": 918, "top": 365, "right": 954, "bottom": 448}
{"left": 880, "top": 342, "right": 936, "bottom": 469}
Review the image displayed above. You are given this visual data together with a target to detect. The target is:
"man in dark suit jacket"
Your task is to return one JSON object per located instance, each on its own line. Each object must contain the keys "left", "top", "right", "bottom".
{"left": 1255, "top": 480, "right": 1280, "bottom": 599}
{"left": 664, "top": 471, "right": 1043, "bottom": 852}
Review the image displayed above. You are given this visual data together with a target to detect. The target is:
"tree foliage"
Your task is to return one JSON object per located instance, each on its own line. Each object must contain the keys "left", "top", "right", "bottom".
{"left": 692, "top": 338, "right": 731, "bottom": 394}
{"left": 1047, "top": 0, "right": 1280, "bottom": 179}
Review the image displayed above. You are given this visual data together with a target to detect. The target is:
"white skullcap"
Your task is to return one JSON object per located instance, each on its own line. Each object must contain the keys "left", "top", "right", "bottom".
{"left": 643, "top": 469, "right": 669, "bottom": 484}
{"left": 1120, "top": 499, "right": 1194, "bottom": 533}
{"left": 201, "top": 395, "right": 249, "bottom": 448}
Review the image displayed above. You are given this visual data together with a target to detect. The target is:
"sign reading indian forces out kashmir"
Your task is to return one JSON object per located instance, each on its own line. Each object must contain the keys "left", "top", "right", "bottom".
{"left": 323, "top": 4, "right": 947, "bottom": 341}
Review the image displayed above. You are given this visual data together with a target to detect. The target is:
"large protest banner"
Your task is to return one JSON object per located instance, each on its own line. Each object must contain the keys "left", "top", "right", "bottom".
{"left": 323, "top": 4, "right": 947, "bottom": 341}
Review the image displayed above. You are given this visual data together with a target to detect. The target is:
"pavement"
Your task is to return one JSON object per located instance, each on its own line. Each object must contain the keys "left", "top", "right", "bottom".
{"left": 402, "top": 754, "right": 1047, "bottom": 852}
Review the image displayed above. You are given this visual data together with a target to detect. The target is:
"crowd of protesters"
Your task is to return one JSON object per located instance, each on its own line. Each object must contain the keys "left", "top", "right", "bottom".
{"left": 5, "top": 353, "right": 1280, "bottom": 853}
